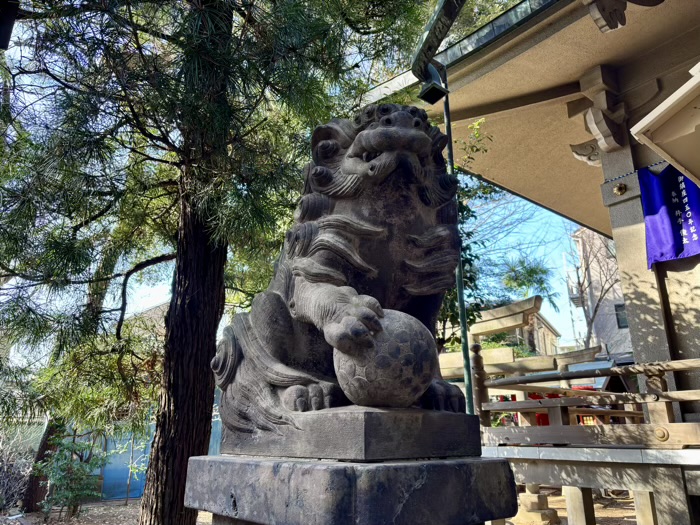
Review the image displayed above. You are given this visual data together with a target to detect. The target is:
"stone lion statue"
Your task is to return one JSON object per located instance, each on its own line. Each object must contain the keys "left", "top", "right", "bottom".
{"left": 212, "top": 104, "right": 466, "bottom": 435}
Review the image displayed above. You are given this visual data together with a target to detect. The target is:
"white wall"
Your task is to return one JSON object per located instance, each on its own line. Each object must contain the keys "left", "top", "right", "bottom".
{"left": 572, "top": 229, "right": 633, "bottom": 356}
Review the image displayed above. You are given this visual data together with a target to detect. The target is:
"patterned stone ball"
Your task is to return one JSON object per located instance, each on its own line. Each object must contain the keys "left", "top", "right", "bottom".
{"left": 333, "top": 309, "right": 438, "bottom": 408}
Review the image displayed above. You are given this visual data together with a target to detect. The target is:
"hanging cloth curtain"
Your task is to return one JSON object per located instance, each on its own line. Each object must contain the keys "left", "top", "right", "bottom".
{"left": 638, "top": 164, "right": 700, "bottom": 268}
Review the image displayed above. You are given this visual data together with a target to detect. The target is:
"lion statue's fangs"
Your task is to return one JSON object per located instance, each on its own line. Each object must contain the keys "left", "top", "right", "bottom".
{"left": 211, "top": 103, "right": 466, "bottom": 435}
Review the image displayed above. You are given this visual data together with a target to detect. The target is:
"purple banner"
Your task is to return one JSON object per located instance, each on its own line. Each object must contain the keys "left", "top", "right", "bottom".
{"left": 638, "top": 164, "right": 700, "bottom": 269}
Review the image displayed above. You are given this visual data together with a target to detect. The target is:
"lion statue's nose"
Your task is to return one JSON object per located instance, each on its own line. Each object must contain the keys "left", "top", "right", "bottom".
{"left": 379, "top": 110, "right": 425, "bottom": 131}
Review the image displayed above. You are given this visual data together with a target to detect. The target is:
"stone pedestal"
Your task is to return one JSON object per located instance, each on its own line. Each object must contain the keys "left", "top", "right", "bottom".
{"left": 220, "top": 406, "right": 481, "bottom": 460}
{"left": 185, "top": 408, "right": 517, "bottom": 525}
{"left": 186, "top": 455, "right": 517, "bottom": 525}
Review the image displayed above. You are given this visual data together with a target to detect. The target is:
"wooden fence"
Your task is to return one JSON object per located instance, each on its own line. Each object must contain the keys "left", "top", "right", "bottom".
{"left": 470, "top": 345, "right": 700, "bottom": 449}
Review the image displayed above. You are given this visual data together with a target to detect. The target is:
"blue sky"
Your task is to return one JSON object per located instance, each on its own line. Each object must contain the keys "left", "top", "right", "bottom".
{"left": 127, "top": 201, "right": 590, "bottom": 349}
{"left": 521, "top": 211, "right": 588, "bottom": 348}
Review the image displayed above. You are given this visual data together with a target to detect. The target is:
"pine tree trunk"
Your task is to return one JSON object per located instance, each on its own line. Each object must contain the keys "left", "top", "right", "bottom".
{"left": 21, "top": 418, "right": 63, "bottom": 512}
{"left": 138, "top": 197, "right": 227, "bottom": 525}
{"left": 139, "top": 3, "right": 234, "bottom": 523}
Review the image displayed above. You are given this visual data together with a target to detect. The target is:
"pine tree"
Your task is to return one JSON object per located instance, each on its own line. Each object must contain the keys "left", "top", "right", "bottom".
{"left": 2, "top": 2, "right": 428, "bottom": 524}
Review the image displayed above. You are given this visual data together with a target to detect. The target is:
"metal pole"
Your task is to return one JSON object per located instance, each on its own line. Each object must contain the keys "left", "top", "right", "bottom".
{"left": 436, "top": 62, "right": 474, "bottom": 415}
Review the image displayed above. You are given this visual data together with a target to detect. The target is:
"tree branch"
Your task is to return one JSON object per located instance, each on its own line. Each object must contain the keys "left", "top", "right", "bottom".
{"left": 115, "top": 253, "right": 176, "bottom": 340}
{"left": 72, "top": 194, "right": 123, "bottom": 234}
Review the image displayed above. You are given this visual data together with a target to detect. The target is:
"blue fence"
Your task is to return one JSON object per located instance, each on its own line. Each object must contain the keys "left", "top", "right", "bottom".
{"left": 101, "top": 436, "right": 151, "bottom": 500}
{"left": 101, "top": 400, "right": 222, "bottom": 500}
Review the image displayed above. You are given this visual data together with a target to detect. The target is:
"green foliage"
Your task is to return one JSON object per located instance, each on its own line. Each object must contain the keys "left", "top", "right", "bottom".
{"left": 1, "top": 10, "right": 532, "bottom": 514}
{"left": 436, "top": 119, "right": 497, "bottom": 347}
{"left": 0, "top": 0, "right": 432, "bottom": 427}
{"left": 0, "top": 0, "right": 522, "bottom": 369}
{"left": 454, "top": 119, "right": 494, "bottom": 172}
{"left": 479, "top": 332, "right": 509, "bottom": 347}
{"left": 0, "top": 360, "right": 43, "bottom": 424}
{"left": 1, "top": 3, "right": 446, "bottom": 518}
{"left": 446, "top": 0, "right": 521, "bottom": 46}
{"left": 34, "top": 337, "right": 160, "bottom": 437}
{"left": 501, "top": 255, "right": 560, "bottom": 311}
{"left": 454, "top": 118, "right": 560, "bottom": 314}
{"left": 36, "top": 434, "right": 109, "bottom": 519}
{"left": 491, "top": 411, "right": 514, "bottom": 427}
{"left": 437, "top": 172, "right": 561, "bottom": 339}
{"left": 512, "top": 345, "right": 537, "bottom": 359}
{"left": 110, "top": 435, "right": 150, "bottom": 486}
{"left": 480, "top": 331, "right": 535, "bottom": 358}
{"left": 1, "top": 298, "right": 162, "bottom": 436}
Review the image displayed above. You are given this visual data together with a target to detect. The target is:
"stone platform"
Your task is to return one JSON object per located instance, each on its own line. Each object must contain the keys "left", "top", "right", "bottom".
{"left": 185, "top": 455, "right": 518, "bottom": 525}
{"left": 220, "top": 406, "right": 481, "bottom": 461}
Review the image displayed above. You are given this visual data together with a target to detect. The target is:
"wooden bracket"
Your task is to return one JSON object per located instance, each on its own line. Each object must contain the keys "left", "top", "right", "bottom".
{"left": 581, "top": 0, "right": 666, "bottom": 33}
{"left": 569, "top": 65, "right": 626, "bottom": 159}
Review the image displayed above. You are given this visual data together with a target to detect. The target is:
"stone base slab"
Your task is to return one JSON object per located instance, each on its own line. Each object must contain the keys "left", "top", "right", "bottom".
{"left": 511, "top": 508, "right": 561, "bottom": 525}
{"left": 185, "top": 455, "right": 517, "bottom": 525}
{"left": 221, "top": 407, "right": 481, "bottom": 461}
{"left": 519, "top": 493, "right": 549, "bottom": 511}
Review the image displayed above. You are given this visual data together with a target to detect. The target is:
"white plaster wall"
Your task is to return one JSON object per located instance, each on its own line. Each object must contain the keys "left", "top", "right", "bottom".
{"left": 573, "top": 229, "right": 633, "bottom": 356}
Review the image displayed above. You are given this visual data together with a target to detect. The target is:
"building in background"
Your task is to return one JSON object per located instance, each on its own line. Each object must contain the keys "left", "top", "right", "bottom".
{"left": 478, "top": 310, "right": 561, "bottom": 355}
{"left": 567, "top": 228, "right": 633, "bottom": 356}
{"left": 466, "top": 296, "right": 562, "bottom": 356}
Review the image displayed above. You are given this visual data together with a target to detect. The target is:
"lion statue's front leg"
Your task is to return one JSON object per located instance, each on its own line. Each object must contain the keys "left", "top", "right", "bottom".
{"left": 291, "top": 279, "right": 384, "bottom": 354}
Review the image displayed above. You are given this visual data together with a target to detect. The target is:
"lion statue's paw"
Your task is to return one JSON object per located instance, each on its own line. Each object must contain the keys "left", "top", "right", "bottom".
{"left": 419, "top": 379, "right": 466, "bottom": 413}
{"left": 281, "top": 382, "right": 348, "bottom": 412}
{"left": 323, "top": 292, "right": 384, "bottom": 354}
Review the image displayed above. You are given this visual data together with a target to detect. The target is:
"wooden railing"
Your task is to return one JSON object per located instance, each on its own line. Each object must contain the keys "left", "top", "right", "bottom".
{"left": 471, "top": 344, "right": 700, "bottom": 449}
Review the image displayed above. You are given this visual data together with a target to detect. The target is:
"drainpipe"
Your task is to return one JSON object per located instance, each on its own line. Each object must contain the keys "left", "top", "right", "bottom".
{"left": 435, "top": 61, "right": 475, "bottom": 415}
{"left": 0, "top": 1, "right": 20, "bottom": 50}
{"left": 411, "top": 0, "right": 467, "bottom": 83}
{"left": 411, "top": 1, "right": 474, "bottom": 415}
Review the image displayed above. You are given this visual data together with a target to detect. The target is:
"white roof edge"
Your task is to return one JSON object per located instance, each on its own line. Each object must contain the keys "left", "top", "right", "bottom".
{"left": 361, "top": 70, "right": 419, "bottom": 105}
{"left": 362, "top": 0, "right": 565, "bottom": 106}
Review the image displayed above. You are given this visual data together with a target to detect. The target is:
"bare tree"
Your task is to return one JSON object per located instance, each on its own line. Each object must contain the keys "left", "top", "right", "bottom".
{"left": 0, "top": 423, "right": 34, "bottom": 512}
{"left": 566, "top": 227, "right": 621, "bottom": 350}
{"left": 436, "top": 123, "right": 560, "bottom": 349}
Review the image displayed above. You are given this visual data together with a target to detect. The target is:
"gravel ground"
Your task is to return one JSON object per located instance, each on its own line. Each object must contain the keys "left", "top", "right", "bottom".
{"left": 546, "top": 489, "right": 637, "bottom": 525}
{"left": 1, "top": 494, "right": 638, "bottom": 524}
{"left": 0, "top": 500, "right": 212, "bottom": 524}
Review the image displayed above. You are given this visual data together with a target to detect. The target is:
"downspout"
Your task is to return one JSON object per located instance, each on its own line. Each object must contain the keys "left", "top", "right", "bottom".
{"left": 410, "top": 1, "right": 475, "bottom": 415}
{"left": 0, "top": 1, "right": 20, "bottom": 50}
{"left": 411, "top": 0, "right": 467, "bottom": 83}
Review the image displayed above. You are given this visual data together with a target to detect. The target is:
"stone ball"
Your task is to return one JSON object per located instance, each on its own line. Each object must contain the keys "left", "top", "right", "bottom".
{"left": 333, "top": 309, "right": 438, "bottom": 408}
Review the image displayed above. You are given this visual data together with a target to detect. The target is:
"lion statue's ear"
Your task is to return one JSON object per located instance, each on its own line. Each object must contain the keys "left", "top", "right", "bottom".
{"left": 311, "top": 125, "right": 336, "bottom": 149}
{"left": 311, "top": 125, "right": 338, "bottom": 166}
{"left": 311, "top": 119, "right": 356, "bottom": 166}
{"left": 428, "top": 126, "right": 448, "bottom": 154}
